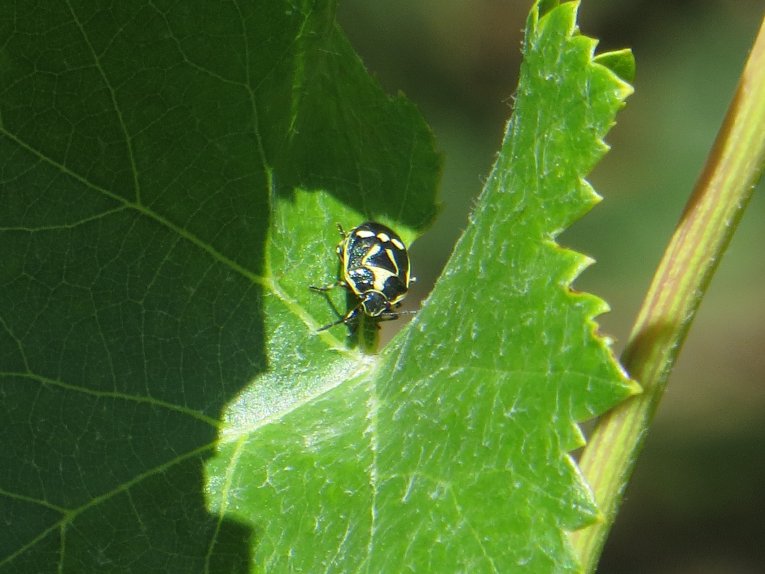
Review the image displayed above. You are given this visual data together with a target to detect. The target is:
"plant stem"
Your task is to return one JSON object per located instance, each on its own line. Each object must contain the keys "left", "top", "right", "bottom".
{"left": 571, "top": 16, "right": 765, "bottom": 572}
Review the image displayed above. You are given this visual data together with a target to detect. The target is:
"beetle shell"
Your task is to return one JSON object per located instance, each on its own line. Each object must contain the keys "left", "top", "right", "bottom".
{"left": 340, "top": 222, "right": 411, "bottom": 314}
{"left": 310, "top": 221, "right": 413, "bottom": 332}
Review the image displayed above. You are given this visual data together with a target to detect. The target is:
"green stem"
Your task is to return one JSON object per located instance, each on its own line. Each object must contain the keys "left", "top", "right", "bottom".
{"left": 571, "top": 16, "right": 765, "bottom": 572}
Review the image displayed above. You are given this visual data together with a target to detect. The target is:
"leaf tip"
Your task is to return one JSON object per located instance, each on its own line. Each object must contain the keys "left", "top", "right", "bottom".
{"left": 594, "top": 48, "right": 636, "bottom": 86}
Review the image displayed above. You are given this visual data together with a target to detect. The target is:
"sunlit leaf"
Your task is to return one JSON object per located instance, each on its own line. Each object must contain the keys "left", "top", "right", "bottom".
{"left": 1, "top": 0, "right": 634, "bottom": 572}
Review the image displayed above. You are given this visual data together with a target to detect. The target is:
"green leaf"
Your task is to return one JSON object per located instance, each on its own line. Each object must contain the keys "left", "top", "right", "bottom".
{"left": 1, "top": 1, "right": 635, "bottom": 573}
{"left": 0, "top": 0, "right": 435, "bottom": 572}
{"left": 210, "top": 1, "right": 636, "bottom": 572}
{"left": 594, "top": 49, "right": 636, "bottom": 84}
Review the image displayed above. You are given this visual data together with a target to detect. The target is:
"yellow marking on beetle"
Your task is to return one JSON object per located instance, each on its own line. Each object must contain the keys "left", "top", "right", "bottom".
{"left": 355, "top": 229, "right": 376, "bottom": 239}
{"left": 391, "top": 237, "right": 405, "bottom": 250}
{"left": 384, "top": 248, "right": 401, "bottom": 275}
{"left": 361, "top": 243, "right": 383, "bottom": 265}
{"left": 376, "top": 232, "right": 391, "bottom": 242}
{"left": 372, "top": 267, "right": 397, "bottom": 292}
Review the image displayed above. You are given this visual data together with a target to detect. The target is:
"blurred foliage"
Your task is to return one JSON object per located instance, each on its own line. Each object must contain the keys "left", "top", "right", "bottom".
{"left": 339, "top": 1, "right": 764, "bottom": 572}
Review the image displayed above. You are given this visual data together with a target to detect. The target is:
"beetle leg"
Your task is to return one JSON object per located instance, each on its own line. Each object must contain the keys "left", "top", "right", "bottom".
{"left": 309, "top": 280, "right": 346, "bottom": 292}
{"left": 315, "top": 301, "right": 362, "bottom": 332}
{"left": 377, "top": 309, "right": 417, "bottom": 322}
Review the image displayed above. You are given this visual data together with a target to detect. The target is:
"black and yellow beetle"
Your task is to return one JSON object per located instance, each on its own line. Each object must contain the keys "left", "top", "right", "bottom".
{"left": 310, "top": 221, "right": 414, "bottom": 332}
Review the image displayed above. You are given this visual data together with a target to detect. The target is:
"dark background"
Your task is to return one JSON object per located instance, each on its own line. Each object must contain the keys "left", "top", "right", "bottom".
{"left": 338, "top": 1, "right": 765, "bottom": 572}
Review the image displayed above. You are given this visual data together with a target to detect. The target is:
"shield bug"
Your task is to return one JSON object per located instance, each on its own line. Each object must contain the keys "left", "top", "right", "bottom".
{"left": 310, "top": 221, "right": 414, "bottom": 332}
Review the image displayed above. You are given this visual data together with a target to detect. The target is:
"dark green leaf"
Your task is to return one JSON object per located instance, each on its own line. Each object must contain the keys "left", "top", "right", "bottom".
{"left": 1, "top": 0, "right": 436, "bottom": 572}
